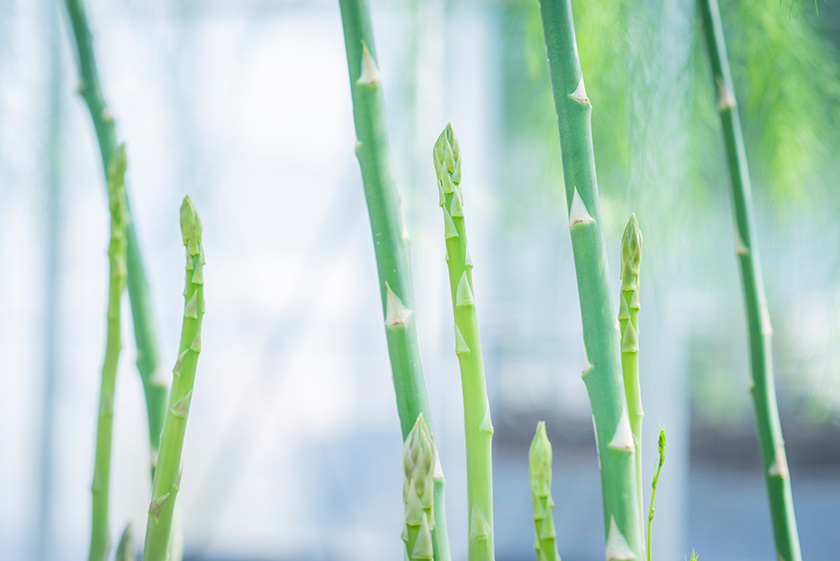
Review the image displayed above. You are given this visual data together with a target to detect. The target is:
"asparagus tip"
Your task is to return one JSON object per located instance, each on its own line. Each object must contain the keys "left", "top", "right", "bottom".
{"left": 620, "top": 214, "right": 642, "bottom": 280}
{"left": 529, "top": 421, "right": 552, "bottom": 493}
{"left": 180, "top": 195, "right": 202, "bottom": 250}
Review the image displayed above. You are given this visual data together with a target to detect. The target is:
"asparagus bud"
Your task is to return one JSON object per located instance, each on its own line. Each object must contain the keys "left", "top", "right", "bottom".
{"left": 402, "top": 414, "right": 436, "bottom": 561}
{"left": 529, "top": 422, "right": 561, "bottom": 561}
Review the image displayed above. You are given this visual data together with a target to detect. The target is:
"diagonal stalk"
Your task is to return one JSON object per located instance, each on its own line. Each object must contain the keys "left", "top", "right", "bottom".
{"left": 698, "top": 1, "right": 802, "bottom": 559}
{"left": 337, "top": 3, "right": 451, "bottom": 561}
{"left": 88, "top": 146, "right": 129, "bottom": 561}
{"left": 537, "top": 1, "right": 644, "bottom": 559}
{"left": 433, "top": 125, "right": 494, "bottom": 561}
{"left": 62, "top": 0, "right": 168, "bottom": 477}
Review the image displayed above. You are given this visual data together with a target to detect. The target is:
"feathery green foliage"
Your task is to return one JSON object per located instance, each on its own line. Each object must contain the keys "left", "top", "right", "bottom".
{"left": 433, "top": 124, "right": 495, "bottom": 561}
{"left": 88, "top": 145, "right": 129, "bottom": 561}
{"left": 142, "top": 196, "right": 205, "bottom": 561}
{"left": 528, "top": 422, "right": 560, "bottom": 561}
{"left": 402, "top": 414, "right": 437, "bottom": 561}
{"left": 337, "top": 3, "right": 451, "bottom": 561}
{"left": 537, "top": 1, "right": 644, "bottom": 559}
{"left": 699, "top": 1, "right": 803, "bottom": 559}
{"left": 647, "top": 427, "right": 666, "bottom": 561}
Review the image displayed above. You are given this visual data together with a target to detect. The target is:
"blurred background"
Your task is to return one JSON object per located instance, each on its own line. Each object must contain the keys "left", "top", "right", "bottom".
{"left": 1, "top": 0, "right": 838, "bottom": 560}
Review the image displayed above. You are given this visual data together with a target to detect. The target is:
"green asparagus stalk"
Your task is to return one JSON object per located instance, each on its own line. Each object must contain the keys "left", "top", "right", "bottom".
{"left": 403, "top": 414, "right": 437, "bottom": 561}
{"left": 88, "top": 145, "right": 129, "bottom": 561}
{"left": 698, "top": 2, "right": 802, "bottom": 560}
{"left": 338, "top": 3, "right": 451, "bottom": 561}
{"left": 63, "top": 0, "right": 167, "bottom": 476}
{"left": 619, "top": 215, "right": 644, "bottom": 535}
{"left": 433, "top": 124, "right": 495, "bottom": 561}
{"left": 142, "top": 196, "right": 205, "bottom": 561}
{"left": 537, "top": 1, "right": 644, "bottom": 559}
{"left": 529, "top": 422, "right": 561, "bottom": 561}
{"left": 115, "top": 524, "right": 134, "bottom": 561}
{"left": 647, "top": 427, "right": 666, "bottom": 561}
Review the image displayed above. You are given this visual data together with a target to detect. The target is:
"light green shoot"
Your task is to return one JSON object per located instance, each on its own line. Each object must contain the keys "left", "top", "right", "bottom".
{"left": 647, "top": 426, "right": 666, "bottom": 561}
{"left": 142, "top": 196, "right": 205, "bottom": 561}
{"left": 686, "top": 549, "right": 698, "bottom": 561}
{"left": 115, "top": 524, "right": 133, "bottom": 561}
{"left": 402, "top": 414, "right": 437, "bottom": 561}
{"left": 88, "top": 145, "right": 128, "bottom": 561}
{"left": 529, "top": 422, "right": 561, "bottom": 561}
{"left": 434, "top": 124, "right": 495, "bottom": 561}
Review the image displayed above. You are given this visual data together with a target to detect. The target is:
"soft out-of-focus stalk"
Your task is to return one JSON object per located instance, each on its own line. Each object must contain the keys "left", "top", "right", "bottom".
{"left": 115, "top": 524, "right": 133, "bottom": 561}
{"left": 337, "top": 3, "right": 451, "bottom": 561}
{"left": 88, "top": 145, "right": 129, "bottom": 561}
{"left": 142, "top": 197, "right": 205, "bottom": 561}
{"left": 698, "top": 1, "right": 801, "bottom": 560}
{"left": 537, "top": 1, "right": 644, "bottom": 559}
{"left": 433, "top": 124, "right": 494, "bottom": 561}
{"left": 402, "top": 414, "right": 436, "bottom": 561}
{"left": 647, "top": 427, "right": 666, "bottom": 561}
{"left": 529, "top": 422, "right": 560, "bottom": 561}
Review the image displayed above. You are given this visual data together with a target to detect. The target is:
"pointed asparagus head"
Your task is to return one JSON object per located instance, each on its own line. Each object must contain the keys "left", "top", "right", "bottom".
{"left": 620, "top": 214, "right": 642, "bottom": 289}
{"left": 528, "top": 422, "right": 560, "bottom": 561}
{"left": 106, "top": 144, "right": 129, "bottom": 222}
{"left": 433, "top": 123, "right": 462, "bottom": 187}
{"left": 180, "top": 195, "right": 203, "bottom": 255}
{"left": 115, "top": 523, "right": 134, "bottom": 561}
{"left": 403, "top": 413, "right": 437, "bottom": 561}
{"left": 529, "top": 421, "right": 552, "bottom": 497}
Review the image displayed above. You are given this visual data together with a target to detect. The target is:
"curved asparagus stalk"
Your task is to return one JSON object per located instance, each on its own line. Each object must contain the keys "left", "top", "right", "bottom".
{"left": 433, "top": 125, "right": 495, "bottom": 561}
{"left": 142, "top": 196, "right": 205, "bottom": 561}
{"left": 537, "top": 2, "right": 644, "bottom": 559}
{"left": 698, "top": 2, "right": 802, "bottom": 560}
{"left": 647, "top": 427, "right": 666, "bottom": 561}
{"left": 88, "top": 145, "right": 129, "bottom": 561}
{"left": 338, "top": 3, "right": 451, "bottom": 561}
{"left": 619, "top": 215, "right": 644, "bottom": 535}
{"left": 529, "top": 422, "right": 560, "bottom": 561}
{"left": 433, "top": 124, "right": 494, "bottom": 561}
{"left": 62, "top": 0, "right": 167, "bottom": 476}
{"left": 403, "top": 414, "right": 437, "bottom": 561}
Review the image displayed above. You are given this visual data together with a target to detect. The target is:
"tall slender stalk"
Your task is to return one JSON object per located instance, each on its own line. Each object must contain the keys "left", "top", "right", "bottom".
{"left": 529, "top": 422, "right": 560, "bottom": 561}
{"left": 88, "top": 145, "right": 129, "bottom": 561}
{"left": 433, "top": 125, "right": 494, "bottom": 561}
{"left": 698, "top": 2, "right": 802, "bottom": 560}
{"left": 62, "top": 0, "right": 167, "bottom": 475}
{"left": 619, "top": 215, "right": 644, "bottom": 537}
{"left": 537, "top": 1, "right": 644, "bottom": 559}
{"left": 647, "top": 427, "right": 666, "bottom": 561}
{"left": 337, "top": 3, "right": 451, "bottom": 561}
{"left": 142, "top": 197, "right": 205, "bottom": 561}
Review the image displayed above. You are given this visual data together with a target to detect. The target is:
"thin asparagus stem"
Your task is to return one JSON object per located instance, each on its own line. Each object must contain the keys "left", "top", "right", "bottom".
{"left": 529, "top": 422, "right": 561, "bottom": 561}
{"left": 88, "top": 145, "right": 129, "bottom": 561}
{"left": 647, "top": 427, "right": 666, "bottom": 561}
{"left": 619, "top": 215, "right": 644, "bottom": 539}
{"left": 62, "top": 0, "right": 167, "bottom": 476}
{"left": 142, "top": 196, "right": 205, "bottom": 561}
{"left": 537, "top": 1, "right": 644, "bottom": 559}
{"left": 433, "top": 124, "right": 494, "bottom": 561}
{"left": 698, "top": 2, "right": 802, "bottom": 559}
{"left": 337, "top": 3, "right": 451, "bottom": 561}
{"left": 402, "top": 414, "right": 437, "bottom": 561}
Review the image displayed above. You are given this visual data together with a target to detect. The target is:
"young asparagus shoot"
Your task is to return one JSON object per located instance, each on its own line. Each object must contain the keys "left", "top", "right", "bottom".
{"left": 88, "top": 145, "right": 129, "bottom": 561}
{"left": 115, "top": 524, "right": 133, "bottom": 561}
{"left": 338, "top": 3, "right": 451, "bottom": 561}
{"left": 647, "top": 427, "right": 666, "bottom": 561}
{"left": 142, "top": 196, "right": 205, "bottom": 561}
{"left": 699, "top": 1, "right": 802, "bottom": 559}
{"left": 619, "top": 215, "right": 644, "bottom": 534}
{"left": 537, "top": 1, "right": 644, "bottom": 558}
{"left": 434, "top": 124, "right": 495, "bottom": 561}
{"left": 529, "top": 422, "right": 561, "bottom": 561}
{"left": 403, "top": 414, "right": 437, "bottom": 561}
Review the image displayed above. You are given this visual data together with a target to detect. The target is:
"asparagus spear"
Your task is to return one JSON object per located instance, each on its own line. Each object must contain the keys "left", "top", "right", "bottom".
{"left": 619, "top": 215, "right": 644, "bottom": 534}
{"left": 537, "top": 1, "right": 644, "bottom": 559}
{"left": 433, "top": 124, "right": 495, "bottom": 561}
{"left": 337, "top": 3, "right": 451, "bottom": 561}
{"left": 115, "top": 524, "right": 134, "bottom": 561}
{"left": 403, "top": 414, "right": 437, "bottom": 561}
{"left": 529, "top": 422, "right": 561, "bottom": 561}
{"left": 62, "top": 0, "right": 167, "bottom": 478}
{"left": 142, "top": 196, "right": 205, "bottom": 561}
{"left": 88, "top": 145, "right": 129, "bottom": 561}
{"left": 698, "top": 2, "right": 802, "bottom": 560}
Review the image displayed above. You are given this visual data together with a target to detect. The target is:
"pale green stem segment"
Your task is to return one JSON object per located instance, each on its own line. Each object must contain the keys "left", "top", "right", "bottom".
{"left": 619, "top": 215, "right": 644, "bottom": 541}
{"left": 142, "top": 197, "right": 205, "bottom": 561}
{"left": 338, "top": 3, "right": 451, "bottom": 561}
{"left": 698, "top": 2, "right": 801, "bottom": 560}
{"left": 433, "top": 124, "right": 494, "bottom": 561}
{"left": 88, "top": 145, "right": 129, "bottom": 561}
{"left": 403, "top": 414, "right": 437, "bottom": 561}
{"left": 647, "top": 427, "right": 666, "bottom": 561}
{"left": 115, "top": 524, "right": 134, "bottom": 561}
{"left": 537, "top": 1, "right": 644, "bottom": 559}
{"left": 529, "top": 422, "right": 561, "bottom": 561}
{"left": 63, "top": 0, "right": 167, "bottom": 477}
